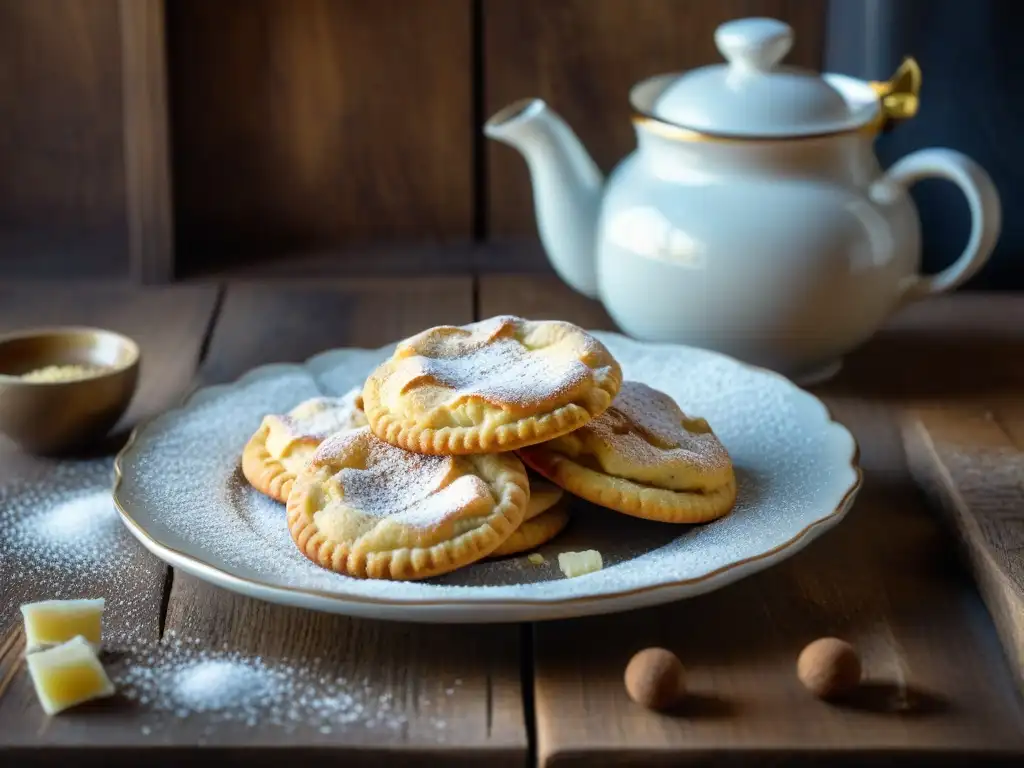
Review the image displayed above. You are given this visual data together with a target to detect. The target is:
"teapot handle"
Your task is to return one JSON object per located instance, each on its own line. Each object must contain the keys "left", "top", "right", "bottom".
{"left": 875, "top": 148, "right": 1001, "bottom": 304}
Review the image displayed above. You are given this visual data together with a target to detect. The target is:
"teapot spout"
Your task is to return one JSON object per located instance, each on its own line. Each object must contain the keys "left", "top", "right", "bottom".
{"left": 485, "top": 99, "right": 603, "bottom": 298}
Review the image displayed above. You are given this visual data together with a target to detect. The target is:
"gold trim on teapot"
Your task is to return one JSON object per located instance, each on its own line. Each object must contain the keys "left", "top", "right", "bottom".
{"left": 869, "top": 57, "right": 922, "bottom": 131}
{"left": 627, "top": 54, "right": 924, "bottom": 144}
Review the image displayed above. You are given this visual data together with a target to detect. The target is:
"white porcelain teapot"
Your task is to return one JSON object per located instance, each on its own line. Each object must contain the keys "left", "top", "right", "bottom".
{"left": 484, "top": 17, "right": 1001, "bottom": 383}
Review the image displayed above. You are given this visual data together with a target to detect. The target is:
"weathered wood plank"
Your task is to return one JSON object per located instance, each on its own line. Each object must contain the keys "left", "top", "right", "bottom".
{"left": 120, "top": 0, "right": 174, "bottom": 284}
{"left": 0, "top": 0, "right": 129, "bottom": 278}
{"left": 483, "top": 0, "right": 827, "bottom": 237}
{"left": 152, "top": 278, "right": 526, "bottom": 763}
{"left": 181, "top": 241, "right": 554, "bottom": 281}
{"left": 479, "top": 276, "right": 1024, "bottom": 766}
{"left": 0, "top": 284, "right": 220, "bottom": 753}
{"left": 903, "top": 405, "right": 1024, "bottom": 696}
{"left": 169, "top": 0, "right": 474, "bottom": 276}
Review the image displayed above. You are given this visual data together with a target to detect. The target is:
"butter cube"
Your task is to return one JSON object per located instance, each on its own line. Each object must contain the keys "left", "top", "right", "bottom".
{"left": 558, "top": 550, "right": 603, "bottom": 578}
{"left": 25, "top": 636, "right": 115, "bottom": 715}
{"left": 21, "top": 599, "right": 104, "bottom": 652}
{"left": 527, "top": 553, "right": 545, "bottom": 565}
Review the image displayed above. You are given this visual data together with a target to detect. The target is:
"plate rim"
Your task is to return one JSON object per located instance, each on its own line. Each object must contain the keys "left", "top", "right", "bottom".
{"left": 111, "top": 333, "right": 863, "bottom": 612}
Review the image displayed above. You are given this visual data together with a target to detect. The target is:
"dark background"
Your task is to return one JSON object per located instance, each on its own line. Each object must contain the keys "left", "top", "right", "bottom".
{"left": 0, "top": 0, "right": 1018, "bottom": 287}
{"left": 827, "top": 0, "right": 1023, "bottom": 290}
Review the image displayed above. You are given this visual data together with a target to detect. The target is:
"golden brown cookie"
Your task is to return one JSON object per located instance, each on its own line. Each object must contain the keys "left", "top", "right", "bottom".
{"left": 286, "top": 426, "right": 528, "bottom": 580}
{"left": 242, "top": 389, "right": 366, "bottom": 503}
{"left": 525, "top": 476, "right": 564, "bottom": 521}
{"left": 519, "top": 381, "right": 736, "bottom": 523}
{"left": 488, "top": 503, "right": 570, "bottom": 558}
{"left": 362, "top": 315, "right": 622, "bottom": 455}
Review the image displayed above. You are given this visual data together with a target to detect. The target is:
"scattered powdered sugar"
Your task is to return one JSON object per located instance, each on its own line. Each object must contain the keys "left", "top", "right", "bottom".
{"left": 112, "top": 335, "right": 857, "bottom": 605}
{"left": 110, "top": 632, "right": 455, "bottom": 735}
{"left": 1, "top": 463, "right": 123, "bottom": 570}
{"left": 315, "top": 428, "right": 493, "bottom": 527}
{"left": 0, "top": 459, "right": 161, "bottom": 643}
{"left": 32, "top": 489, "right": 121, "bottom": 544}
{"left": 173, "top": 659, "right": 269, "bottom": 712}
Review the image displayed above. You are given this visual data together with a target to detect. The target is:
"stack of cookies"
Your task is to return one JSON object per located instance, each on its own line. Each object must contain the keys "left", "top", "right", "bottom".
{"left": 241, "top": 316, "right": 736, "bottom": 581}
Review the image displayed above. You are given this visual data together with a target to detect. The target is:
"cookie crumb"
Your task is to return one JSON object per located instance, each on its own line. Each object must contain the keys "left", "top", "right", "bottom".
{"left": 558, "top": 550, "right": 602, "bottom": 578}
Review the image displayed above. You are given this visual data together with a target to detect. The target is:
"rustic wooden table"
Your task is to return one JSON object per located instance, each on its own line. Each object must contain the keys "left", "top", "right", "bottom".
{"left": 1, "top": 276, "right": 1022, "bottom": 766}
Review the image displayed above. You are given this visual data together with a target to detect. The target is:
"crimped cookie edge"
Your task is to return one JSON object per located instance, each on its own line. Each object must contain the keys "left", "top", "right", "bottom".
{"left": 518, "top": 447, "right": 736, "bottom": 524}
{"left": 241, "top": 426, "right": 296, "bottom": 504}
{"left": 286, "top": 453, "right": 530, "bottom": 581}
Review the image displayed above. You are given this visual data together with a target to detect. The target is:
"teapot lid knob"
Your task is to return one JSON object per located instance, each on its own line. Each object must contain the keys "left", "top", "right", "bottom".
{"left": 639, "top": 15, "right": 874, "bottom": 138}
{"left": 715, "top": 17, "right": 793, "bottom": 73}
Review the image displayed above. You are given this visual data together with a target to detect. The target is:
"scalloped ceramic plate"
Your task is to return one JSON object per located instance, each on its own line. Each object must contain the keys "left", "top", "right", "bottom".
{"left": 112, "top": 332, "right": 861, "bottom": 623}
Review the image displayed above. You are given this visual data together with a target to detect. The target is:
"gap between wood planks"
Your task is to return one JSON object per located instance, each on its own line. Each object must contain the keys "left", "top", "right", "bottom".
{"left": 518, "top": 624, "right": 537, "bottom": 761}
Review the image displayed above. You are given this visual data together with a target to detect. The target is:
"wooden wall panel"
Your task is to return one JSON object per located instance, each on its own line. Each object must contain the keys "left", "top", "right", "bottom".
{"left": 0, "top": 0, "right": 128, "bottom": 278}
{"left": 121, "top": 0, "right": 174, "bottom": 284}
{"left": 484, "top": 0, "right": 828, "bottom": 237}
{"left": 169, "top": 0, "right": 474, "bottom": 276}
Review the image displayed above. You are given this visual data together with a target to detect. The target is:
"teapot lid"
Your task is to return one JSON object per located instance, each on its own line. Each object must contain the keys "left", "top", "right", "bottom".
{"left": 647, "top": 18, "right": 870, "bottom": 138}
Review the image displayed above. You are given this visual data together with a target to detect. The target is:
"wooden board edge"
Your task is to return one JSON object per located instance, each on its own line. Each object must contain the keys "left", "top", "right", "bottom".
{"left": 900, "top": 412, "right": 1024, "bottom": 695}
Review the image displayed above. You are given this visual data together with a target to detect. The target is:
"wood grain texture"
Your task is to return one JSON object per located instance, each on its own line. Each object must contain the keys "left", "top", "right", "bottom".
{"left": 156, "top": 278, "right": 526, "bottom": 762}
{"left": 169, "top": 0, "right": 474, "bottom": 277}
{"left": 0, "top": 0, "right": 128, "bottom": 278}
{"left": 903, "top": 406, "right": 1024, "bottom": 696}
{"left": 120, "top": 0, "right": 174, "bottom": 284}
{"left": 479, "top": 276, "right": 1024, "bottom": 766}
{"left": 484, "top": 0, "right": 827, "bottom": 236}
{"left": 0, "top": 284, "right": 219, "bottom": 754}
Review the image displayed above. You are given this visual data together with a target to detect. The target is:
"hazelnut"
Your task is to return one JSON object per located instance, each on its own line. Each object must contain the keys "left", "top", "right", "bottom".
{"left": 797, "top": 637, "right": 861, "bottom": 699}
{"left": 624, "top": 647, "right": 686, "bottom": 710}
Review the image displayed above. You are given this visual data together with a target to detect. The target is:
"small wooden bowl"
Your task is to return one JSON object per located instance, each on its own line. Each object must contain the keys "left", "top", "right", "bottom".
{"left": 0, "top": 327, "right": 140, "bottom": 455}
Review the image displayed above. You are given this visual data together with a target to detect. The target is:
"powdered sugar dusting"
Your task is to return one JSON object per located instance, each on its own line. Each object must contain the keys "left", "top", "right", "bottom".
{"left": 312, "top": 429, "right": 495, "bottom": 528}
{"left": 32, "top": 489, "right": 120, "bottom": 544}
{"left": 395, "top": 316, "right": 593, "bottom": 408}
{"left": 274, "top": 387, "right": 366, "bottom": 441}
{"left": 613, "top": 381, "right": 699, "bottom": 447}
{"left": 110, "top": 631, "right": 455, "bottom": 736}
{"left": 582, "top": 380, "right": 732, "bottom": 476}
{"left": 0, "top": 459, "right": 164, "bottom": 643}
{"left": 174, "top": 659, "right": 268, "bottom": 712}
{"left": 390, "top": 475, "right": 493, "bottom": 527}
{"left": 113, "top": 334, "right": 858, "bottom": 608}
{"left": 323, "top": 429, "right": 450, "bottom": 512}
